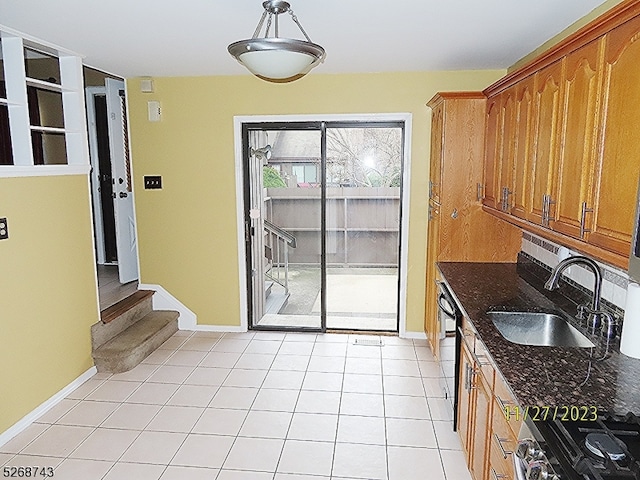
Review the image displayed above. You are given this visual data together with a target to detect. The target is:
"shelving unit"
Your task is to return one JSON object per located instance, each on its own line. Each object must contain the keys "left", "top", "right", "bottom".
{"left": 0, "top": 26, "right": 89, "bottom": 173}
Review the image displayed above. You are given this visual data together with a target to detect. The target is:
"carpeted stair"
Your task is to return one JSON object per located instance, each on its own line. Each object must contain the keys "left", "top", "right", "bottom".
{"left": 92, "top": 290, "right": 179, "bottom": 373}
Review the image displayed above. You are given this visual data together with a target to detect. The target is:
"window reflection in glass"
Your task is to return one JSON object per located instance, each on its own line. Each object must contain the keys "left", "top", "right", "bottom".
{"left": 24, "top": 48, "right": 61, "bottom": 84}
{"left": 28, "top": 88, "right": 64, "bottom": 128}
{"left": 0, "top": 104, "right": 13, "bottom": 165}
{"left": 31, "top": 131, "right": 67, "bottom": 165}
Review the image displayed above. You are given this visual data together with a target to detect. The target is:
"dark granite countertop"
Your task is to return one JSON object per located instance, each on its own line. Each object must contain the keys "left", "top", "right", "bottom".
{"left": 437, "top": 260, "right": 640, "bottom": 415}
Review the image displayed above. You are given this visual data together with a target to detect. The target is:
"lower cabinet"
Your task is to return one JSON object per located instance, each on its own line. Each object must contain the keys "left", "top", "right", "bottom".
{"left": 458, "top": 317, "right": 519, "bottom": 480}
{"left": 458, "top": 325, "right": 493, "bottom": 480}
{"left": 489, "top": 394, "right": 518, "bottom": 480}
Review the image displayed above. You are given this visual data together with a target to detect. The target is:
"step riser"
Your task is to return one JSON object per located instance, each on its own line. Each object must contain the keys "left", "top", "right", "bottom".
{"left": 94, "top": 313, "right": 178, "bottom": 373}
{"left": 92, "top": 296, "right": 153, "bottom": 351}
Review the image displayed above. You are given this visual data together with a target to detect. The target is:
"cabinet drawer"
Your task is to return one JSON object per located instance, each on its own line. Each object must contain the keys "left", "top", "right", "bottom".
{"left": 474, "top": 337, "right": 495, "bottom": 390}
{"left": 489, "top": 433, "right": 516, "bottom": 480}
{"left": 490, "top": 397, "right": 517, "bottom": 480}
{"left": 460, "top": 316, "right": 476, "bottom": 350}
{"left": 494, "top": 372, "right": 522, "bottom": 438}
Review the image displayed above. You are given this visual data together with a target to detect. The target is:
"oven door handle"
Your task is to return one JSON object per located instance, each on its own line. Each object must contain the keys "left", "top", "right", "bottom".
{"left": 437, "top": 292, "right": 456, "bottom": 319}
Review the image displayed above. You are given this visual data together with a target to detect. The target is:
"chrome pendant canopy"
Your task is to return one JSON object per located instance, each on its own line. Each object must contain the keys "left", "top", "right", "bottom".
{"left": 228, "top": 0, "right": 325, "bottom": 82}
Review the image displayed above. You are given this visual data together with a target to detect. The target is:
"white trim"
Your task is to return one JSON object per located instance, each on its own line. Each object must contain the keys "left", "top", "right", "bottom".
{"left": 0, "top": 164, "right": 90, "bottom": 178}
{"left": 0, "top": 366, "right": 97, "bottom": 447}
{"left": 138, "top": 283, "right": 197, "bottom": 330}
{"left": 124, "top": 80, "right": 144, "bottom": 290}
{"left": 190, "top": 324, "right": 247, "bottom": 333}
{"left": 233, "top": 113, "right": 412, "bottom": 335}
{"left": 234, "top": 118, "right": 250, "bottom": 332}
{"left": 401, "top": 330, "right": 428, "bottom": 340}
{"left": 85, "top": 86, "right": 106, "bottom": 265}
{"left": 0, "top": 24, "right": 83, "bottom": 58}
{"left": 398, "top": 115, "right": 412, "bottom": 340}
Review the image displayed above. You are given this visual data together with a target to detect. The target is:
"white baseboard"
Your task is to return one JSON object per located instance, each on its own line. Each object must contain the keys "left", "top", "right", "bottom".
{"left": 191, "top": 324, "right": 247, "bottom": 333}
{"left": 0, "top": 366, "right": 97, "bottom": 447}
{"left": 401, "top": 331, "right": 428, "bottom": 340}
{"left": 138, "top": 284, "right": 245, "bottom": 332}
{"left": 138, "top": 283, "right": 197, "bottom": 330}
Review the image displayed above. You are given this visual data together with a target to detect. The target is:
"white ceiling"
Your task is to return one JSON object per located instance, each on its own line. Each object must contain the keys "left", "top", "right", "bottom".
{"left": 0, "top": 0, "right": 608, "bottom": 78}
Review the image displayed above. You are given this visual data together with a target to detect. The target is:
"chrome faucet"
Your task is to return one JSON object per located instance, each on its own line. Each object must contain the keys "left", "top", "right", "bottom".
{"left": 544, "top": 255, "right": 604, "bottom": 331}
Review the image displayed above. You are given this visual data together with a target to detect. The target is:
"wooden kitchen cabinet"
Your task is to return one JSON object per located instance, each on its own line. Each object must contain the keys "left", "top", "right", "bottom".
{"left": 552, "top": 39, "right": 603, "bottom": 240}
{"left": 425, "top": 200, "right": 441, "bottom": 359}
{"left": 497, "top": 89, "right": 517, "bottom": 213}
{"left": 458, "top": 338, "right": 474, "bottom": 463}
{"left": 480, "top": 1, "right": 640, "bottom": 269}
{"left": 481, "top": 88, "right": 517, "bottom": 213}
{"left": 590, "top": 14, "right": 640, "bottom": 256}
{"left": 489, "top": 373, "right": 520, "bottom": 480}
{"left": 511, "top": 75, "right": 536, "bottom": 220}
{"left": 429, "top": 102, "right": 444, "bottom": 205}
{"left": 425, "top": 93, "right": 520, "bottom": 357}
{"left": 458, "top": 320, "right": 495, "bottom": 480}
{"left": 457, "top": 318, "right": 521, "bottom": 480}
{"left": 482, "top": 95, "right": 502, "bottom": 211}
{"left": 528, "top": 59, "right": 565, "bottom": 226}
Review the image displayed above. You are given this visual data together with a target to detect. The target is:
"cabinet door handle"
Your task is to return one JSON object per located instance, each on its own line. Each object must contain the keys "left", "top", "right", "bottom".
{"left": 580, "top": 201, "right": 593, "bottom": 238}
{"left": 429, "top": 180, "right": 440, "bottom": 199}
{"left": 477, "top": 182, "right": 484, "bottom": 202}
{"left": 474, "top": 353, "right": 491, "bottom": 366}
{"left": 490, "top": 467, "right": 507, "bottom": 480}
{"left": 501, "top": 187, "right": 512, "bottom": 212}
{"left": 495, "top": 395, "right": 512, "bottom": 413}
{"left": 493, "top": 433, "right": 513, "bottom": 458}
{"left": 468, "top": 366, "right": 478, "bottom": 390}
{"left": 547, "top": 196, "right": 556, "bottom": 223}
{"left": 464, "top": 363, "right": 470, "bottom": 391}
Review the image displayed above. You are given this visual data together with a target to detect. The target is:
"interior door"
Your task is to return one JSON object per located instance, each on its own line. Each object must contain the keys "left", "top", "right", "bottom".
{"left": 106, "top": 78, "right": 138, "bottom": 283}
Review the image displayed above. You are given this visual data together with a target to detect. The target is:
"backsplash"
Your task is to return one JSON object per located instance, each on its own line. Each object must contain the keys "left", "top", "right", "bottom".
{"left": 521, "top": 232, "right": 628, "bottom": 313}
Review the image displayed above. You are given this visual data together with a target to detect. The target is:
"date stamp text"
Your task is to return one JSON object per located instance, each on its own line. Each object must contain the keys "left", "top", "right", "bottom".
{"left": 504, "top": 405, "right": 598, "bottom": 422}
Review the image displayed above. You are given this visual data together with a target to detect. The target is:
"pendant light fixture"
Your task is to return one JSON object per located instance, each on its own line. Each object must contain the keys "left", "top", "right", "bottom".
{"left": 228, "top": 0, "right": 325, "bottom": 82}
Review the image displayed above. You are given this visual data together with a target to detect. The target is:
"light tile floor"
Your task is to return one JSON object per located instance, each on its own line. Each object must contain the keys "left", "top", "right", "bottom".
{"left": 0, "top": 331, "right": 472, "bottom": 480}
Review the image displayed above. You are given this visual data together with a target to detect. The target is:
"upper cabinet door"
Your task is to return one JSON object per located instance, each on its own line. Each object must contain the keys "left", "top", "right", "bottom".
{"left": 590, "top": 15, "right": 640, "bottom": 256}
{"left": 553, "top": 39, "right": 603, "bottom": 240}
{"left": 429, "top": 102, "right": 444, "bottom": 204}
{"left": 511, "top": 76, "right": 536, "bottom": 220}
{"left": 482, "top": 95, "right": 503, "bottom": 210}
{"left": 499, "top": 89, "right": 517, "bottom": 212}
{"left": 528, "top": 59, "right": 565, "bottom": 226}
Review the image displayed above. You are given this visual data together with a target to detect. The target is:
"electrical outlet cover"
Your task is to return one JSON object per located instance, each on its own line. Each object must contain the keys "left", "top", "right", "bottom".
{"left": 0, "top": 217, "right": 8, "bottom": 240}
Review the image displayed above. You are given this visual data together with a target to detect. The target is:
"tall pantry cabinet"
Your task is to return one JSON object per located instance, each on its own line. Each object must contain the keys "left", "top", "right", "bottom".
{"left": 424, "top": 93, "right": 520, "bottom": 358}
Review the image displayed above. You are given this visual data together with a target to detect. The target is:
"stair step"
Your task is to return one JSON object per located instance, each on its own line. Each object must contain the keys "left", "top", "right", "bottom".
{"left": 101, "top": 290, "right": 154, "bottom": 324}
{"left": 265, "top": 292, "right": 289, "bottom": 314}
{"left": 93, "top": 310, "right": 179, "bottom": 373}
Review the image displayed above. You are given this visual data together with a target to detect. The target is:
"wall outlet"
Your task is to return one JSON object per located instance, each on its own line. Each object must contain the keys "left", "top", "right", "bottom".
{"left": 0, "top": 217, "right": 8, "bottom": 240}
{"left": 144, "top": 176, "right": 162, "bottom": 189}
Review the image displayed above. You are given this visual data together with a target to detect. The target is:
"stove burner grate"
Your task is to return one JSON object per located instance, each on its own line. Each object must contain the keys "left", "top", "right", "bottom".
{"left": 538, "top": 412, "right": 640, "bottom": 480}
{"left": 585, "top": 433, "right": 627, "bottom": 462}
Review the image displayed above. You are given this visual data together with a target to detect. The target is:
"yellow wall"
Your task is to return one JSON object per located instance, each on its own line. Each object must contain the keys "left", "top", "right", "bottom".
{"left": 127, "top": 70, "right": 504, "bottom": 333}
{"left": 0, "top": 174, "right": 99, "bottom": 433}
{"left": 509, "top": 0, "right": 626, "bottom": 72}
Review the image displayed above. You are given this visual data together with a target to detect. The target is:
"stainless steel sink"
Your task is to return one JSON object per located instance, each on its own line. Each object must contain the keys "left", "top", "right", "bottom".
{"left": 488, "top": 311, "right": 595, "bottom": 348}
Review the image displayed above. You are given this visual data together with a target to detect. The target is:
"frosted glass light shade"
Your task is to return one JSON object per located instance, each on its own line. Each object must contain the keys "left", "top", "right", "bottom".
{"left": 239, "top": 50, "right": 315, "bottom": 79}
{"left": 228, "top": 37, "right": 324, "bottom": 81}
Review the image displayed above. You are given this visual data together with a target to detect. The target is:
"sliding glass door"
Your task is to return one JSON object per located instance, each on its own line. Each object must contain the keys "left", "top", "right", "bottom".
{"left": 243, "top": 121, "right": 403, "bottom": 333}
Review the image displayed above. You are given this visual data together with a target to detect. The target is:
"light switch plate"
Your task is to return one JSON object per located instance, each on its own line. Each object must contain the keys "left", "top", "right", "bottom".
{"left": 144, "top": 176, "right": 162, "bottom": 189}
{"left": 0, "top": 217, "right": 8, "bottom": 240}
{"left": 147, "top": 101, "right": 161, "bottom": 122}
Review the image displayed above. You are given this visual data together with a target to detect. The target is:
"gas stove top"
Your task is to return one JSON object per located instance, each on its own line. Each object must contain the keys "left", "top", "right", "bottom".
{"left": 532, "top": 413, "right": 640, "bottom": 480}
